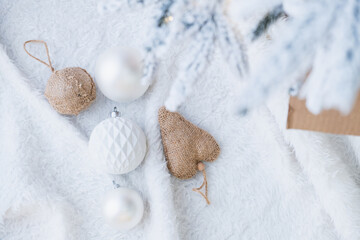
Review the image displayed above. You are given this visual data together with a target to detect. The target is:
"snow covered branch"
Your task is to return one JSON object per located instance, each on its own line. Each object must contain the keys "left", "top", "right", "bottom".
{"left": 251, "top": 4, "right": 286, "bottom": 41}
{"left": 214, "top": 10, "right": 248, "bottom": 78}
{"left": 99, "top": 0, "right": 360, "bottom": 115}
{"left": 163, "top": 0, "right": 248, "bottom": 110}
{"left": 165, "top": 19, "right": 216, "bottom": 111}
{"left": 302, "top": 0, "right": 360, "bottom": 114}
{"left": 235, "top": 0, "right": 360, "bottom": 115}
{"left": 99, "top": 0, "right": 248, "bottom": 110}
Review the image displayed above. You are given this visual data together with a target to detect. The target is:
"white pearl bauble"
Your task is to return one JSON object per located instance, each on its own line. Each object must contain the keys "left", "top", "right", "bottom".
{"left": 102, "top": 188, "right": 144, "bottom": 231}
{"left": 89, "top": 115, "right": 147, "bottom": 174}
{"left": 95, "top": 48, "right": 149, "bottom": 102}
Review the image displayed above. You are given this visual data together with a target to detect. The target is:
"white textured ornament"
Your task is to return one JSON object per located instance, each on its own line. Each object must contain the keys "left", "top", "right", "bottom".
{"left": 102, "top": 187, "right": 144, "bottom": 231}
{"left": 89, "top": 108, "right": 147, "bottom": 174}
{"left": 95, "top": 47, "right": 149, "bottom": 102}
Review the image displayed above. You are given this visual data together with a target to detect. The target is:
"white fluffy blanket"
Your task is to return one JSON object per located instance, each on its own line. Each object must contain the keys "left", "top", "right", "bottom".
{"left": 1, "top": 1, "right": 360, "bottom": 239}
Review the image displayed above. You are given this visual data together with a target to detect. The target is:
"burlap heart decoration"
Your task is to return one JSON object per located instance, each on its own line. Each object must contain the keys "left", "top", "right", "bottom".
{"left": 158, "top": 106, "right": 220, "bottom": 204}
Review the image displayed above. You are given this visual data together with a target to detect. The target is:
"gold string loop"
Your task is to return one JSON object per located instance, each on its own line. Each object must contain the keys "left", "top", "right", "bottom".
{"left": 24, "top": 40, "right": 55, "bottom": 72}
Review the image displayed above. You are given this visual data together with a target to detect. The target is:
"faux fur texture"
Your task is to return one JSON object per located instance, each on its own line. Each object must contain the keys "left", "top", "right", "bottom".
{"left": 1, "top": 1, "right": 360, "bottom": 240}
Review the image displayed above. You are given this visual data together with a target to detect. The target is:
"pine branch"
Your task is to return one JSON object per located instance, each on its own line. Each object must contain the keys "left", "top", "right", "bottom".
{"left": 141, "top": 51, "right": 156, "bottom": 84}
{"left": 165, "top": 20, "right": 216, "bottom": 111}
{"left": 252, "top": 4, "right": 286, "bottom": 41}
{"left": 140, "top": 0, "right": 184, "bottom": 84}
{"left": 302, "top": 0, "right": 360, "bottom": 114}
{"left": 141, "top": 0, "right": 218, "bottom": 87}
{"left": 97, "top": 0, "right": 152, "bottom": 14}
{"left": 214, "top": 10, "right": 248, "bottom": 78}
{"left": 235, "top": 0, "right": 335, "bottom": 115}
{"left": 226, "top": 0, "right": 283, "bottom": 19}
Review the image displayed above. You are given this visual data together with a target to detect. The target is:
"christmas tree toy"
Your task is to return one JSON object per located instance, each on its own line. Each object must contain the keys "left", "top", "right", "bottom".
{"left": 158, "top": 106, "right": 220, "bottom": 204}
{"left": 24, "top": 40, "right": 96, "bottom": 115}
{"left": 89, "top": 107, "right": 147, "bottom": 230}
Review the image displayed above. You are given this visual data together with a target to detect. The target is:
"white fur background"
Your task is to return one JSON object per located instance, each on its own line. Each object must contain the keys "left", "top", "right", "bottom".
{"left": 1, "top": 1, "right": 360, "bottom": 239}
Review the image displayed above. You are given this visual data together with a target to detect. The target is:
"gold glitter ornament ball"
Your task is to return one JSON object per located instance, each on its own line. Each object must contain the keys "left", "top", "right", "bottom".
{"left": 45, "top": 67, "right": 96, "bottom": 115}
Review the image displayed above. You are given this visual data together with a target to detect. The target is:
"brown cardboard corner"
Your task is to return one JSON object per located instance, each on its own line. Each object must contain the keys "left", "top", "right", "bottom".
{"left": 287, "top": 93, "right": 360, "bottom": 136}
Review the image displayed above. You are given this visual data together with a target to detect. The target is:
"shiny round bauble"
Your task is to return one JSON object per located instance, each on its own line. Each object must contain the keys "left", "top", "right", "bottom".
{"left": 95, "top": 48, "right": 149, "bottom": 102}
{"left": 88, "top": 108, "right": 147, "bottom": 174}
{"left": 102, "top": 187, "right": 144, "bottom": 231}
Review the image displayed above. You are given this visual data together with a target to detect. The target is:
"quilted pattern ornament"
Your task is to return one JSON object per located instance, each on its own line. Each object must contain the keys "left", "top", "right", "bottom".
{"left": 89, "top": 107, "right": 147, "bottom": 174}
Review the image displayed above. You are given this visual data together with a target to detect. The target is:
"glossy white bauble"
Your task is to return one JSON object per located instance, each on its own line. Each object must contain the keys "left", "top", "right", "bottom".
{"left": 95, "top": 48, "right": 149, "bottom": 102}
{"left": 89, "top": 116, "right": 147, "bottom": 174}
{"left": 102, "top": 188, "right": 144, "bottom": 231}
